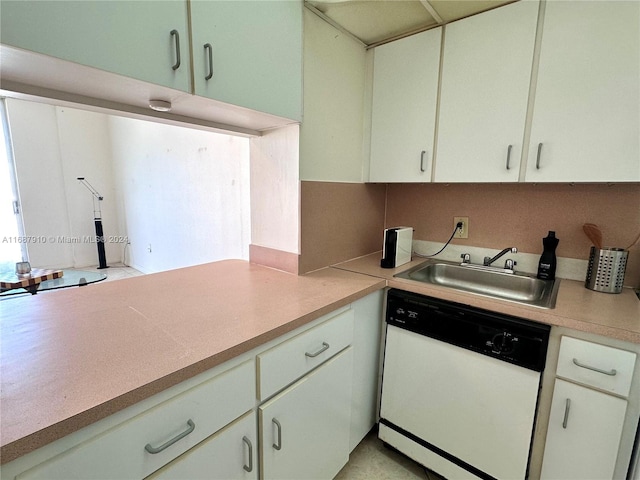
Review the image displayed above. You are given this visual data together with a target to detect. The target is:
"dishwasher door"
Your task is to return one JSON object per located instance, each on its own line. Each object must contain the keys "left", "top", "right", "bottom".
{"left": 380, "top": 325, "right": 541, "bottom": 480}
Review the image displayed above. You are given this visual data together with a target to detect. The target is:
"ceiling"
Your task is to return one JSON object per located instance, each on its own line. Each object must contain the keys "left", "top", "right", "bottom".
{"left": 305, "top": 0, "right": 514, "bottom": 47}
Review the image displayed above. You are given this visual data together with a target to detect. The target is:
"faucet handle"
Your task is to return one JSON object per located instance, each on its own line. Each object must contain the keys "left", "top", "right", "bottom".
{"left": 504, "top": 259, "right": 517, "bottom": 271}
{"left": 460, "top": 253, "right": 471, "bottom": 264}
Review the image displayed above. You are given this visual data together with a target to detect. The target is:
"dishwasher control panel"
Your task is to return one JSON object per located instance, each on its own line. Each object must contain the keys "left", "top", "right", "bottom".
{"left": 386, "top": 289, "right": 551, "bottom": 372}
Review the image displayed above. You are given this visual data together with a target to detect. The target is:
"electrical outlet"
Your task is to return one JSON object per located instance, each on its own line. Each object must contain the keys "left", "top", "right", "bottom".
{"left": 147, "top": 244, "right": 152, "bottom": 253}
{"left": 454, "top": 217, "right": 469, "bottom": 239}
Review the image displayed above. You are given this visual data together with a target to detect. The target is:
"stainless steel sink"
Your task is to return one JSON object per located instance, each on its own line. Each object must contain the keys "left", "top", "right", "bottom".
{"left": 395, "top": 260, "right": 560, "bottom": 309}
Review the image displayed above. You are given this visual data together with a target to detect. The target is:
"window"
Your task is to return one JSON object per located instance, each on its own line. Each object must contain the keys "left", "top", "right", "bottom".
{"left": 0, "top": 99, "right": 26, "bottom": 266}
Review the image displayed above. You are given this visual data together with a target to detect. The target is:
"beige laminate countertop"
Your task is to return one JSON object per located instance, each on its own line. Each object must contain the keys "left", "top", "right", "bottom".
{"left": 334, "top": 252, "right": 640, "bottom": 344}
{"left": 0, "top": 260, "right": 385, "bottom": 464}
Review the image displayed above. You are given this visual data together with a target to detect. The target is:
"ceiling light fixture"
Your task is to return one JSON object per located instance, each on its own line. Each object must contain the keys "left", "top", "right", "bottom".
{"left": 148, "top": 99, "right": 172, "bottom": 112}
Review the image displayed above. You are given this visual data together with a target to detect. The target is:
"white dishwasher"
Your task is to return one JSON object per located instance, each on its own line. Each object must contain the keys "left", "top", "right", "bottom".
{"left": 379, "top": 289, "right": 550, "bottom": 480}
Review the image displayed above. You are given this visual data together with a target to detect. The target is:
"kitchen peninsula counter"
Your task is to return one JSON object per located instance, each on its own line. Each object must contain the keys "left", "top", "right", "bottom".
{"left": 335, "top": 252, "right": 640, "bottom": 345}
{"left": 3, "top": 254, "right": 639, "bottom": 466}
{"left": 0, "top": 260, "right": 385, "bottom": 464}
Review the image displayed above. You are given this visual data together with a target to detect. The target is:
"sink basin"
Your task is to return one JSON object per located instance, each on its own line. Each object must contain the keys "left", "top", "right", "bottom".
{"left": 395, "top": 261, "right": 560, "bottom": 309}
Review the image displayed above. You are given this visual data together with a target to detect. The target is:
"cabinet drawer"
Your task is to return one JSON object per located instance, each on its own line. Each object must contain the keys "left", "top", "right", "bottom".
{"left": 557, "top": 336, "right": 636, "bottom": 397}
{"left": 17, "top": 360, "right": 255, "bottom": 480}
{"left": 147, "top": 411, "right": 258, "bottom": 480}
{"left": 257, "top": 308, "right": 354, "bottom": 400}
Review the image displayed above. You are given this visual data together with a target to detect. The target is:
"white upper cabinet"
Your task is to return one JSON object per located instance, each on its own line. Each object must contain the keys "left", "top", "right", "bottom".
{"left": 434, "top": 1, "right": 539, "bottom": 183}
{"left": 190, "top": 0, "right": 303, "bottom": 121}
{"left": 369, "top": 28, "right": 442, "bottom": 182}
{"left": 0, "top": 1, "right": 191, "bottom": 93}
{"left": 526, "top": 0, "right": 640, "bottom": 182}
{"left": 0, "top": 1, "right": 302, "bottom": 126}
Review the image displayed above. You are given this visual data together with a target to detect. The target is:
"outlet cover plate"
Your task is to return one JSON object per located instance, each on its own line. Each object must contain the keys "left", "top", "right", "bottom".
{"left": 454, "top": 217, "right": 469, "bottom": 239}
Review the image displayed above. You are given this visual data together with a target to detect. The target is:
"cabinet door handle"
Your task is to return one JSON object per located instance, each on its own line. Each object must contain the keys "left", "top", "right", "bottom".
{"left": 536, "top": 142, "right": 543, "bottom": 169}
{"left": 305, "top": 342, "right": 329, "bottom": 358}
{"left": 242, "top": 436, "right": 253, "bottom": 472}
{"left": 144, "top": 419, "right": 195, "bottom": 454}
{"left": 506, "top": 144, "right": 512, "bottom": 170}
{"left": 272, "top": 418, "right": 282, "bottom": 450}
{"left": 572, "top": 357, "right": 617, "bottom": 376}
{"left": 562, "top": 398, "right": 571, "bottom": 429}
{"left": 170, "top": 29, "right": 181, "bottom": 71}
{"left": 420, "top": 150, "right": 427, "bottom": 172}
{"left": 204, "top": 43, "right": 214, "bottom": 80}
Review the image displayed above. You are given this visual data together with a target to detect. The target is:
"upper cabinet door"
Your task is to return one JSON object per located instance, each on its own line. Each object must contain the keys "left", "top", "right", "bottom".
{"left": 527, "top": 0, "right": 640, "bottom": 182}
{"left": 434, "top": 1, "right": 539, "bottom": 183}
{"left": 0, "top": 1, "right": 191, "bottom": 93}
{"left": 190, "top": 0, "right": 303, "bottom": 121}
{"left": 369, "top": 28, "right": 442, "bottom": 183}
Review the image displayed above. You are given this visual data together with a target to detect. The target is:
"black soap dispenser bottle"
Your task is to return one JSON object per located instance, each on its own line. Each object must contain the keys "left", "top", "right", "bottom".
{"left": 537, "top": 231, "right": 559, "bottom": 280}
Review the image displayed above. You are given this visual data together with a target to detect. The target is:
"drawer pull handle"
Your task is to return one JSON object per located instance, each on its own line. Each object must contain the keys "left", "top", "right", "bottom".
{"left": 272, "top": 418, "right": 282, "bottom": 450}
{"left": 144, "top": 419, "right": 195, "bottom": 454}
{"left": 170, "top": 29, "right": 181, "bottom": 71}
{"left": 242, "top": 436, "right": 253, "bottom": 472}
{"left": 305, "top": 342, "right": 330, "bottom": 358}
{"left": 506, "top": 144, "right": 512, "bottom": 170}
{"left": 562, "top": 398, "right": 571, "bottom": 429}
{"left": 572, "top": 358, "right": 617, "bottom": 376}
{"left": 420, "top": 150, "right": 427, "bottom": 172}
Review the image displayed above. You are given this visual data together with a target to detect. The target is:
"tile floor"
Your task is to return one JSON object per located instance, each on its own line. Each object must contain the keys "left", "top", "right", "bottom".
{"left": 79, "top": 263, "right": 145, "bottom": 282}
{"left": 336, "top": 429, "right": 443, "bottom": 480}
{"left": 0, "top": 263, "right": 144, "bottom": 299}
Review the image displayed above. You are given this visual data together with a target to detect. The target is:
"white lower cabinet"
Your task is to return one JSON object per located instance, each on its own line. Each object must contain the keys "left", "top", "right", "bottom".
{"left": 348, "top": 290, "right": 384, "bottom": 451}
{"left": 257, "top": 309, "right": 354, "bottom": 401}
{"left": 540, "top": 378, "right": 627, "bottom": 479}
{"left": 1, "top": 292, "right": 383, "bottom": 480}
{"left": 259, "top": 347, "right": 353, "bottom": 480}
{"left": 13, "top": 360, "right": 255, "bottom": 480}
{"left": 540, "top": 336, "right": 637, "bottom": 479}
{"left": 147, "top": 411, "right": 258, "bottom": 480}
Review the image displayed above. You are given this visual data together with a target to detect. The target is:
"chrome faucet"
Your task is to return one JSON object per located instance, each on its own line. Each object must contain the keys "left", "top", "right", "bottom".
{"left": 484, "top": 247, "right": 518, "bottom": 267}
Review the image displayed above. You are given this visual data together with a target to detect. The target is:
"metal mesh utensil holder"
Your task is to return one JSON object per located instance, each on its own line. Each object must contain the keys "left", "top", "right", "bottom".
{"left": 585, "top": 247, "right": 628, "bottom": 294}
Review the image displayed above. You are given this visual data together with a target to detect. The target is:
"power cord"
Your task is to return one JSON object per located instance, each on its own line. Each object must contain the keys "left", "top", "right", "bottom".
{"left": 413, "top": 222, "right": 463, "bottom": 258}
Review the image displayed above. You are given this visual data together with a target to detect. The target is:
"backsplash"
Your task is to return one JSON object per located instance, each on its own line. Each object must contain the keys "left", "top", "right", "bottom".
{"left": 299, "top": 182, "right": 386, "bottom": 273}
{"left": 299, "top": 182, "right": 640, "bottom": 288}
{"left": 386, "top": 183, "right": 640, "bottom": 288}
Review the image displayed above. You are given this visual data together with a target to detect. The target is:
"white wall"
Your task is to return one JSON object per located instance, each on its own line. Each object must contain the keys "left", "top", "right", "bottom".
{"left": 55, "top": 106, "right": 121, "bottom": 267}
{"left": 109, "top": 116, "right": 250, "bottom": 274}
{"left": 4, "top": 98, "right": 121, "bottom": 269}
{"left": 6, "top": 98, "right": 251, "bottom": 273}
{"left": 250, "top": 124, "right": 300, "bottom": 254}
